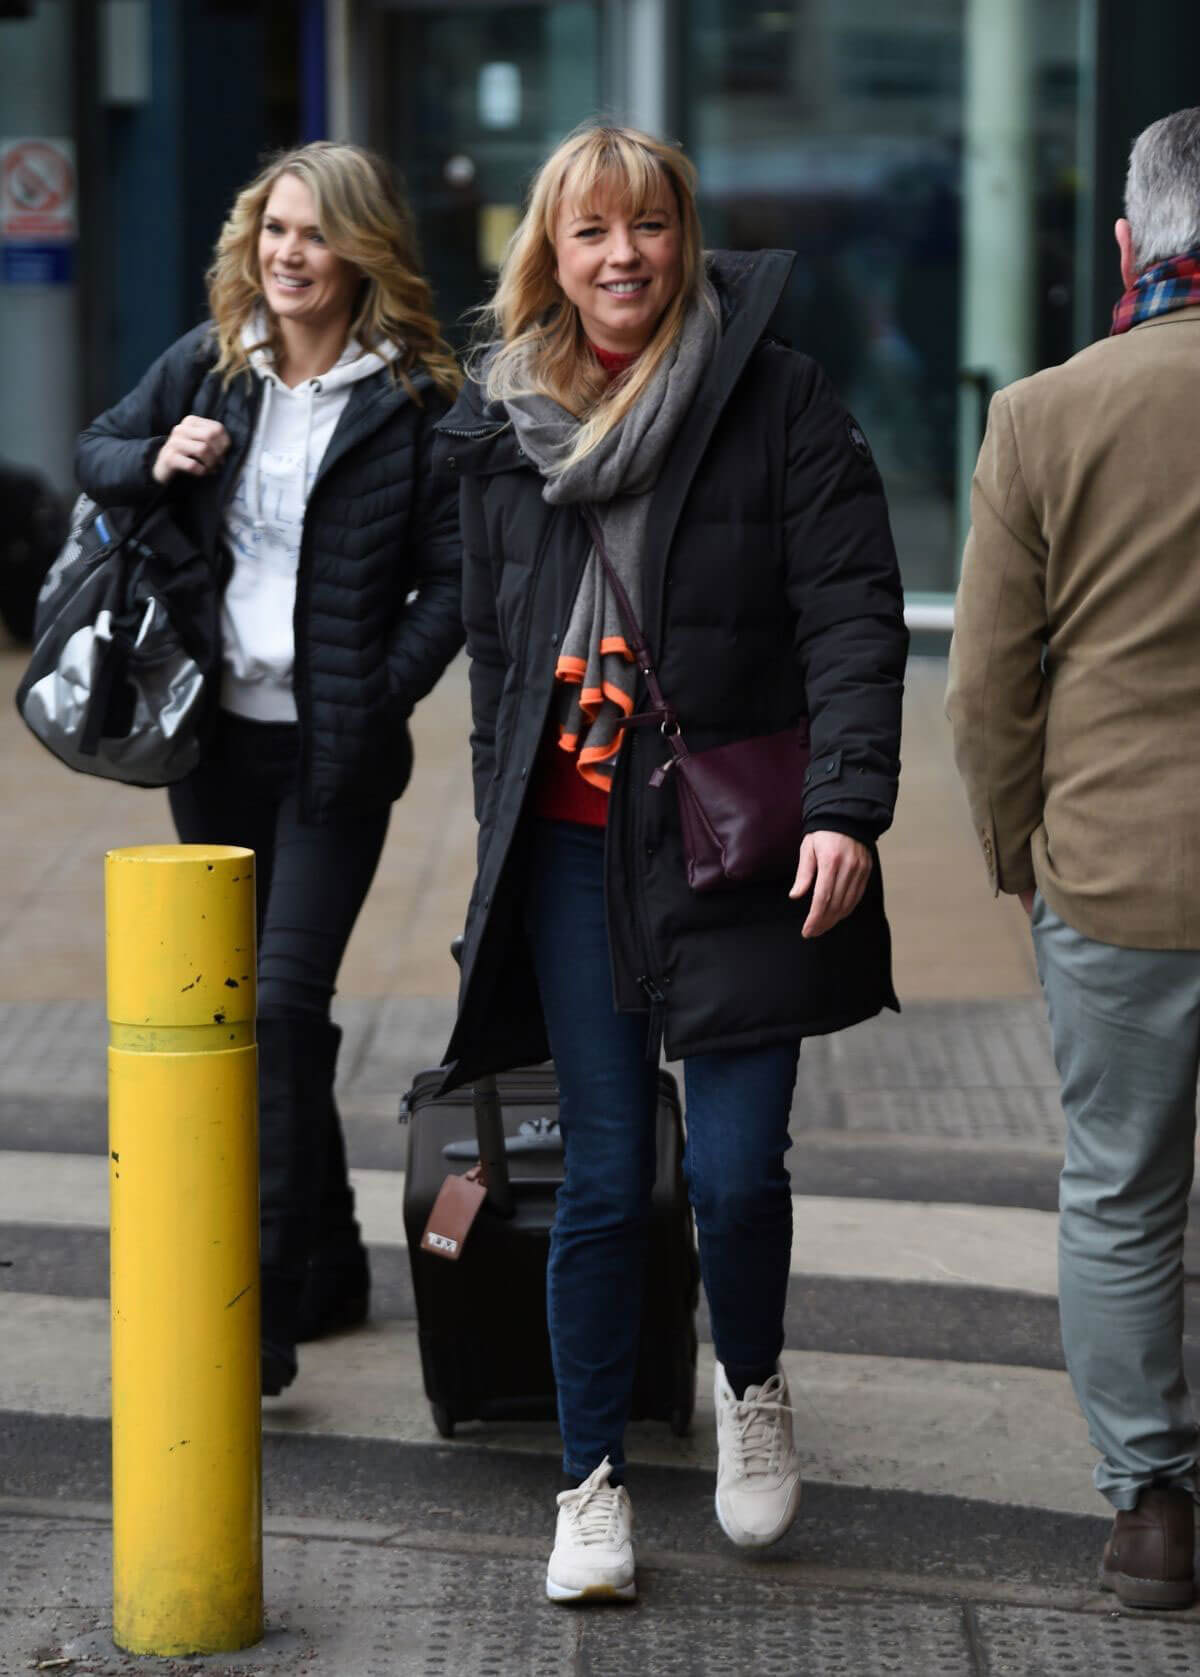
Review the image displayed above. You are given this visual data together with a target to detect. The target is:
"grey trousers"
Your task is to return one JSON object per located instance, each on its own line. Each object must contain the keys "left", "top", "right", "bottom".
{"left": 1033, "top": 894, "right": 1200, "bottom": 1509}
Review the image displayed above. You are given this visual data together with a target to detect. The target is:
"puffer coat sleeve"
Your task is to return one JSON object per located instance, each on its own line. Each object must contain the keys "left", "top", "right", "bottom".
{"left": 385, "top": 412, "right": 467, "bottom": 715}
{"left": 782, "top": 355, "right": 907, "bottom": 841}
{"left": 75, "top": 324, "right": 215, "bottom": 506}
{"left": 459, "top": 474, "right": 506, "bottom": 825}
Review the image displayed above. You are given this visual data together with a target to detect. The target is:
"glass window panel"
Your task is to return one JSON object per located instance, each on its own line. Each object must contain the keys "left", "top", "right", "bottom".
{"left": 684, "top": 0, "right": 1087, "bottom": 597}
{"left": 371, "top": 3, "right": 600, "bottom": 347}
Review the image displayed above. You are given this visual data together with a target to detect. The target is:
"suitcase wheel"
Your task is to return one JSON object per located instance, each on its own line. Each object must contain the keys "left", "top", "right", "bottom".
{"left": 432, "top": 1403, "right": 456, "bottom": 1440}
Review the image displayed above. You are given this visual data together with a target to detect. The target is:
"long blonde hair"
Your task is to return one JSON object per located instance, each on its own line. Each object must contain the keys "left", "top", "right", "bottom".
{"left": 206, "top": 141, "right": 460, "bottom": 403}
{"left": 478, "top": 124, "right": 708, "bottom": 472}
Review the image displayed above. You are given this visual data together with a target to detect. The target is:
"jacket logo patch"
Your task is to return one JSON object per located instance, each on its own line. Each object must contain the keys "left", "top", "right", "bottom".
{"left": 847, "top": 419, "right": 872, "bottom": 461}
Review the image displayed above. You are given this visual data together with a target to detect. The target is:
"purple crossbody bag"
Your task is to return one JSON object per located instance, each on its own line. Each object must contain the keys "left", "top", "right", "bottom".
{"left": 581, "top": 507, "right": 811, "bottom": 893}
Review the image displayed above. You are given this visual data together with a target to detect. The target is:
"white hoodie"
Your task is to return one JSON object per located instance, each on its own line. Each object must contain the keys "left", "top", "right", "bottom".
{"left": 220, "top": 317, "right": 399, "bottom": 722}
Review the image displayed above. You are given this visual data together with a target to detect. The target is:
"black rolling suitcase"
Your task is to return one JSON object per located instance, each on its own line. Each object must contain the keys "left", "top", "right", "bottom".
{"left": 400, "top": 1064, "right": 699, "bottom": 1440}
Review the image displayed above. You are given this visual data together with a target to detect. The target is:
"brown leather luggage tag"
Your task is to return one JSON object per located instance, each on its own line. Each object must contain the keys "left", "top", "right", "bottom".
{"left": 420, "top": 1166, "right": 487, "bottom": 1261}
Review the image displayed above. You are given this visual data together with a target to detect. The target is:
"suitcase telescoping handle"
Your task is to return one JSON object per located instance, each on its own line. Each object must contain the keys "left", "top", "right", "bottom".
{"left": 450, "top": 937, "right": 514, "bottom": 1219}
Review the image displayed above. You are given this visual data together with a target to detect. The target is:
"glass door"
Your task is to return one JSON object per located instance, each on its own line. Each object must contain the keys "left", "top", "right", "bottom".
{"left": 369, "top": 2, "right": 602, "bottom": 346}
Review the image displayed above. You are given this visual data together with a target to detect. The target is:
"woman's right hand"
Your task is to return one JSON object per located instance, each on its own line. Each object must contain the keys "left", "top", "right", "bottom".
{"left": 151, "top": 415, "right": 231, "bottom": 484}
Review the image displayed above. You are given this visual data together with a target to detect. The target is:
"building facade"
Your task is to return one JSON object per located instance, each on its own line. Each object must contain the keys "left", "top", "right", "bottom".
{"left": 3, "top": 0, "right": 1198, "bottom": 618}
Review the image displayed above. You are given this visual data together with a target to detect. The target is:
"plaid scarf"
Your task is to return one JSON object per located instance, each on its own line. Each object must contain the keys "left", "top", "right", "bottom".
{"left": 1111, "top": 247, "right": 1200, "bottom": 335}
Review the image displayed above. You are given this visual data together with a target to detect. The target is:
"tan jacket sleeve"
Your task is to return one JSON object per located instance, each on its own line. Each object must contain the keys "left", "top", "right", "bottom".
{"left": 945, "top": 390, "right": 1048, "bottom": 896}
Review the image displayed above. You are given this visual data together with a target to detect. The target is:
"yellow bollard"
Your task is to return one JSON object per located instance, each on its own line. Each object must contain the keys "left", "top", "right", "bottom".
{"left": 105, "top": 844, "right": 263, "bottom": 1655}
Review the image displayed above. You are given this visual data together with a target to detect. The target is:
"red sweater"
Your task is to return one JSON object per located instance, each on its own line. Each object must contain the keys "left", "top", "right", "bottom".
{"left": 532, "top": 343, "right": 639, "bottom": 828}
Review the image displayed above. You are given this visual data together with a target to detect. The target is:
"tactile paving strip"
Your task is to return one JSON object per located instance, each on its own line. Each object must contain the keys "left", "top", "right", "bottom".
{"left": 11, "top": 1517, "right": 1200, "bottom": 1677}
{"left": 2, "top": 1521, "right": 975, "bottom": 1676}
{"left": 574, "top": 1587, "right": 974, "bottom": 1675}
{"left": 3, "top": 1524, "right": 581, "bottom": 1677}
{"left": 823, "top": 1001, "right": 1058, "bottom": 1091}
{"left": 838, "top": 1087, "right": 1065, "bottom": 1146}
{"left": 794, "top": 1000, "right": 1065, "bottom": 1145}
{"left": 975, "top": 1603, "right": 1200, "bottom": 1677}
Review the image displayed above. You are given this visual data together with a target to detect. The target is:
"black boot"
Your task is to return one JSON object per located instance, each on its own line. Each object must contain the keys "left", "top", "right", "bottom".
{"left": 257, "top": 1013, "right": 341, "bottom": 1396}
{"left": 296, "top": 1092, "right": 371, "bottom": 1342}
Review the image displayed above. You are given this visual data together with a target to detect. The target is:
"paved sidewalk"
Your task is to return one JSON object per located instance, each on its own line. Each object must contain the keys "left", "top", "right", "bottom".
{"left": 0, "top": 647, "right": 1038, "bottom": 1010}
{"left": 0, "top": 648, "right": 1040, "bottom": 1119}
{"left": 3, "top": 644, "right": 1199, "bottom": 1675}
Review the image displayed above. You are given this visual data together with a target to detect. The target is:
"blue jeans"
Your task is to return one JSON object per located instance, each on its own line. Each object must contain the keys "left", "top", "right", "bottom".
{"left": 524, "top": 820, "right": 798, "bottom": 1481}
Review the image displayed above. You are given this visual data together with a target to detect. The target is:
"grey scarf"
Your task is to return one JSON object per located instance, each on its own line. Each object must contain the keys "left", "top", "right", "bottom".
{"left": 502, "top": 287, "right": 720, "bottom": 790}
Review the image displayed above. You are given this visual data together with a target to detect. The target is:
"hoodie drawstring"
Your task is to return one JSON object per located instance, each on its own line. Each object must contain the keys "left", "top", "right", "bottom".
{"left": 302, "top": 380, "right": 318, "bottom": 496}
{"left": 250, "top": 376, "right": 273, "bottom": 530}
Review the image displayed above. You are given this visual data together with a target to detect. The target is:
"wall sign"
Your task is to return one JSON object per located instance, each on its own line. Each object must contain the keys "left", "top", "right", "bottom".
{"left": 1, "top": 138, "right": 77, "bottom": 287}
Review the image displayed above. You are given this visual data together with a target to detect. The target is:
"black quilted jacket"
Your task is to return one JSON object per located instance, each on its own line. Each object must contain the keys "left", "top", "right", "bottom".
{"left": 75, "top": 322, "right": 464, "bottom": 820}
{"left": 439, "top": 250, "right": 909, "bottom": 1086}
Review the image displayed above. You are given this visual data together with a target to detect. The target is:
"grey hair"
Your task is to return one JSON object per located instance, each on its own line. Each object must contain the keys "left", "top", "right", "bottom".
{"left": 1125, "top": 107, "right": 1200, "bottom": 269}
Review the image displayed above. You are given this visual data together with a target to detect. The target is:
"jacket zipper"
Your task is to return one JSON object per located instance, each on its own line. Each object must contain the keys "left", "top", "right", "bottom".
{"left": 293, "top": 518, "right": 316, "bottom": 818}
{"left": 608, "top": 734, "right": 669, "bottom": 1058}
{"left": 499, "top": 517, "right": 557, "bottom": 786}
{"left": 293, "top": 379, "right": 400, "bottom": 817}
{"left": 438, "top": 421, "right": 513, "bottom": 441}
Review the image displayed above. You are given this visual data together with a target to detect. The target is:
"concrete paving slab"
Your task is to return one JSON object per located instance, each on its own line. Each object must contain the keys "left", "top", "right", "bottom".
{"left": 0, "top": 996, "right": 455, "bottom": 1115}
{"left": 0, "top": 650, "right": 474, "bottom": 1009}
{"left": 880, "top": 658, "right": 1041, "bottom": 1003}
{"left": 0, "top": 992, "right": 1071, "bottom": 1145}
{"left": 818, "top": 999, "right": 1058, "bottom": 1092}
{"left": 0, "top": 651, "right": 1040, "bottom": 1015}
{"left": 0, "top": 1151, "right": 1061, "bottom": 1293}
{"left": 0, "top": 1418, "right": 1123, "bottom": 1592}
{"left": 0, "top": 1091, "right": 1071, "bottom": 1215}
{"left": 0, "top": 1293, "right": 1102, "bottom": 1514}
{"left": 0, "top": 1219, "right": 1086, "bottom": 1374}
{"left": 20, "top": 1215, "right": 1200, "bottom": 1387}
{"left": 832, "top": 1086, "right": 1066, "bottom": 1146}
{"left": 0, "top": 1508, "right": 986, "bottom": 1677}
{"left": 14, "top": 1488, "right": 1197, "bottom": 1677}
{"left": 1, "top": 1517, "right": 581, "bottom": 1677}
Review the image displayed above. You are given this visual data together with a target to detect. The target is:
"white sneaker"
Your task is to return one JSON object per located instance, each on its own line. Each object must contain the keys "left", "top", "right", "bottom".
{"left": 545, "top": 1457, "right": 636, "bottom": 1603}
{"left": 713, "top": 1360, "right": 803, "bottom": 1547}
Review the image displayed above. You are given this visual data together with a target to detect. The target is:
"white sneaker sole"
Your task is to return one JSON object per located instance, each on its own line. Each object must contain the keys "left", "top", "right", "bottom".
{"left": 545, "top": 1571, "right": 637, "bottom": 1604}
{"left": 714, "top": 1479, "right": 803, "bottom": 1549}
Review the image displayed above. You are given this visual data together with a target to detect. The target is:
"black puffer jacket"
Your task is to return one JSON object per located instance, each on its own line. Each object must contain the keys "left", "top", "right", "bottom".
{"left": 439, "top": 250, "right": 909, "bottom": 1087}
{"left": 75, "top": 323, "right": 464, "bottom": 820}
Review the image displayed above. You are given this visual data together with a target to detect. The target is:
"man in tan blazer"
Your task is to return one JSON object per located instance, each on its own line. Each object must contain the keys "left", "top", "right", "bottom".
{"left": 948, "top": 108, "right": 1200, "bottom": 1610}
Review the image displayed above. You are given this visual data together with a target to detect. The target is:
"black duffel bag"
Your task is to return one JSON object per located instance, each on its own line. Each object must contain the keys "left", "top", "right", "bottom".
{"left": 15, "top": 486, "right": 221, "bottom": 788}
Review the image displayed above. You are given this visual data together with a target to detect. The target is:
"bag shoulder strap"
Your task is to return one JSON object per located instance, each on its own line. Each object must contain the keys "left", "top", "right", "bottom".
{"left": 579, "top": 504, "right": 677, "bottom": 734}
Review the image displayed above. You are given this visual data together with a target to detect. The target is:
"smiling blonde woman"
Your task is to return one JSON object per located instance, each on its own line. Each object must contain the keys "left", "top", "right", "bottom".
{"left": 438, "top": 123, "right": 909, "bottom": 1602}
{"left": 76, "top": 142, "right": 464, "bottom": 1398}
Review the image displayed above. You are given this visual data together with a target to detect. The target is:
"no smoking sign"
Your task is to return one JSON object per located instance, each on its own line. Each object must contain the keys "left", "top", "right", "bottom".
{"left": 2, "top": 138, "right": 77, "bottom": 241}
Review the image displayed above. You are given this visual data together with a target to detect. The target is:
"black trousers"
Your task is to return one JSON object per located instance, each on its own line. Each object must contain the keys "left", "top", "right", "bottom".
{"left": 168, "top": 711, "right": 390, "bottom": 1017}
{"left": 169, "top": 712, "right": 391, "bottom": 1296}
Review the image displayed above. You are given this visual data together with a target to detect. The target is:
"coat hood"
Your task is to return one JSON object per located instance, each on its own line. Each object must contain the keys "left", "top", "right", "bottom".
{"left": 240, "top": 310, "right": 401, "bottom": 393}
{"left": 235, "top": 312, "right": 404, "bottom": 532}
